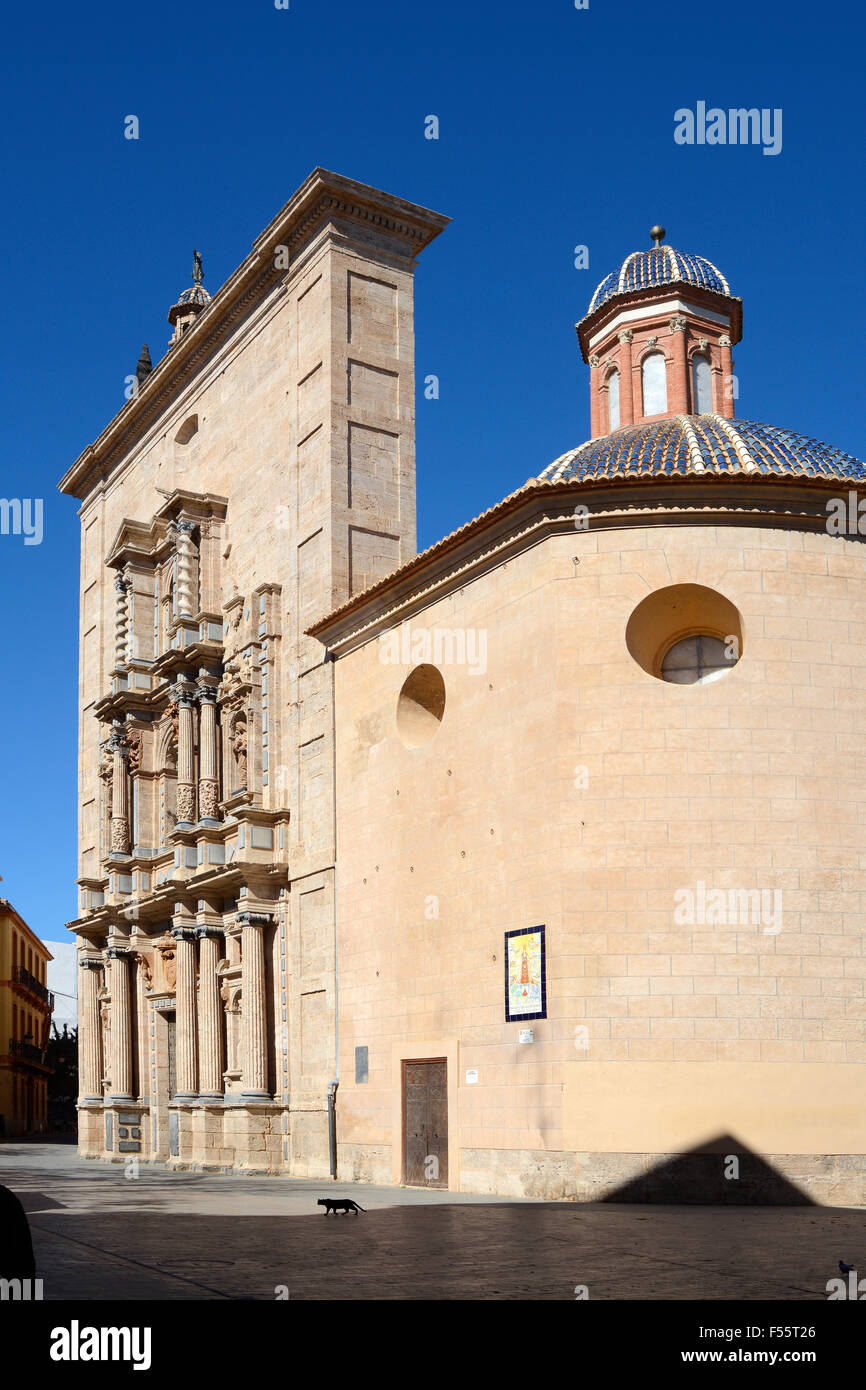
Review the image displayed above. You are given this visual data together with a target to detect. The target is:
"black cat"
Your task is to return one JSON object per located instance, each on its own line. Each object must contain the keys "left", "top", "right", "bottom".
{"left": 318, "top": 1197, "right": 366, "bottom": 1215}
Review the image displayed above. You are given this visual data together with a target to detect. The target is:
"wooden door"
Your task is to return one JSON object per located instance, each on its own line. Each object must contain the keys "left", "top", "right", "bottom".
{"left": 403, "top": 1059, "right": 448, "bottom": 1188}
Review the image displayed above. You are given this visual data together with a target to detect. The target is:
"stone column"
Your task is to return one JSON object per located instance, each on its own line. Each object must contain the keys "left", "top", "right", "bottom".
{"left": 132, "top": 950, "right": 152, "bottom": 1101}
{"left": 175, "top": 520, "right": 197, "bottom": 618}
{"left": 239, "top": 913, "right": 270, "bottom": 1100}
{"left": 173, "top": 686, "right": 197, "bottom": 828}
{"left": 114, "top": 575, "right": 130, "bottom": 667}
{"left": 79, "top": 958, "right": 104, "bottom": 1102}
{"left": 197, "top": 929, "right": 224, "bottom": 1098}
{"left": 105, "top": 947, "right": 133, "bottom": 1101}
{"left": 618, "top": 330, "right": 635, "bottom": 426}
{"left": 669, "top": 316, "right": 689, "bottom": 414}
{"left": 197, "top": 686, "right": 220, "bottom": 825}
{"left": 718, "top": 335, "right": 734, "bottom": 415}
{"left": 172, "top": 927, "right": 198, "bottom": 1099}
{"left": 108, "top": 727, "right": 130, "bottom": 857}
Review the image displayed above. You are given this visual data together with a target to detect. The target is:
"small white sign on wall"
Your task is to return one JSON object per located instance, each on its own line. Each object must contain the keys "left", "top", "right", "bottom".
{"left": 518, "top": 1029, "right": 534, "bottom": 1045}
{"left": 465, "top": 1069, "right": 479, "bottom": 1085}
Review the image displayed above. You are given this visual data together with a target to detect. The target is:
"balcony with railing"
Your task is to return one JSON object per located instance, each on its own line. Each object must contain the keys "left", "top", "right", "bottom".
{"left": 7, "top": 1037, "right": 53, "bottom": 1070}
{"left": 14, "top": 965, "right": 54, "bottom": 1011}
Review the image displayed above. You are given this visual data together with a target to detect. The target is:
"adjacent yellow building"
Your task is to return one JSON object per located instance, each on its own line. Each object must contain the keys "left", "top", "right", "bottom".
{"left": 0, "top": 900, "right": 54, "bottom": 1137}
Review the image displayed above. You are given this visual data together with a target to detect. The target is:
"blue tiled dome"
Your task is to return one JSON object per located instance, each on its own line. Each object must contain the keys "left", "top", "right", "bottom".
{"left": 587, "top": 247, "right": 731, "bottom": 317}
{"left": 175, "top": 284, "right": 211, "bottom": 308}
{"left": 538, "top": 416, "right": 866, "bottom": 485}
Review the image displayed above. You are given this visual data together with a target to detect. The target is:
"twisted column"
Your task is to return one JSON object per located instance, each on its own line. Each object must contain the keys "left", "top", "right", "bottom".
{"left": 114, "top": 576, "right": 130, "bottom": 667}
{"left": 105, "top": 947, "right": 133, "bottom": 1101}
{"left": 174, "top": 520, "right": 197, "bottom": 618}
{"left": 79, "top": 958, "right": 104, "bottom": 1101}
{"left": 108, "top": 726, "right": 130, "bottom": 856}
{"left": 239, "top": 913, "right": 270, "bottom": 1100}
{"left": 196, "top": 929, "right": 224, "bottom": 1098}
{"left": 197, "top": 686, "right": 220, "bottom": 824}
{"left": 172, "top": 927, "right": 198, "bottom": 1099}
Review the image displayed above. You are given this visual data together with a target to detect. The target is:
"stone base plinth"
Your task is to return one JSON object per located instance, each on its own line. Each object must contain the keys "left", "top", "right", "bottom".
{"left": 156, "top": 1100, "right": 285, "bottom": 1173}
{"left": 458, "top": 1148, "right": 866, "bottom": 1205}
{"left": 288, "top": 1107, "right": 331, "bottom": 1178}
{"left": 76, "top": 1104, "right": 104, "bottom": 1156}
{"left": 335, "top": 1143, "right": 391, "bottom": 1185}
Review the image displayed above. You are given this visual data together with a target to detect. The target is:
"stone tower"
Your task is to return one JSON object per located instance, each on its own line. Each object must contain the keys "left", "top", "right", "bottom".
{"left": 59, "top": 169, "right": 449, "bottom": 1173}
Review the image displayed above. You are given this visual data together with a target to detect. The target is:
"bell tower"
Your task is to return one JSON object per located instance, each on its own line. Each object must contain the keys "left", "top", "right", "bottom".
{"left": 168, "top": 249, "right": 212, "bottom": 345}
{"left": 578, "top": 227, "right": 743, "bottom": 438}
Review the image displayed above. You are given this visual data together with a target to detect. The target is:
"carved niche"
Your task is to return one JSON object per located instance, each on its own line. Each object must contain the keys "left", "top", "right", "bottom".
{"left": 133, "top": 952, "right": 154, "bottom": 990}
{"left": 152, "top": 935, "right": 177, "bottom": 992}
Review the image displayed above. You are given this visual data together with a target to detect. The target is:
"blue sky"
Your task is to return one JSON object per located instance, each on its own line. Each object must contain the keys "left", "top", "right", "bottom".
{"left": 1, "top": 0, "right": 863, "bottom": 945}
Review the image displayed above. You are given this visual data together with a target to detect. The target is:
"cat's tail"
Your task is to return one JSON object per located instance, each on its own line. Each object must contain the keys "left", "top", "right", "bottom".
{"left": 355, "top": 1203, "right": 366, "bottom": 1211}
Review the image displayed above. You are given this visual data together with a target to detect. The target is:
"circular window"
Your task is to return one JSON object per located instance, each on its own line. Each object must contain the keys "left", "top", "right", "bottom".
{"left": 625, "top": 583, "right": 743, "bottom": 684}
{"left": 660, "top": 634, "right": 736, "bottom": 685}
{"left": 396, "top": 664, "right": 446, "bottom": 747}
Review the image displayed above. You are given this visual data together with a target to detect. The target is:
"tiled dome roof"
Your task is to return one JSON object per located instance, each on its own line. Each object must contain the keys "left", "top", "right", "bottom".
{"left": 175, "top": 284, "right": 211, "bottom": 308}
{"left": 587, "top": 247, "right": 731, "bottom": 317}
{"left": 538, "top": 416, "right": 866, "bottom": 485}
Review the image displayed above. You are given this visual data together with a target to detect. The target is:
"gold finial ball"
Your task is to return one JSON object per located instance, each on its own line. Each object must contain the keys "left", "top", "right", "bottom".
{"left": 650, "top": 225, "right": 666, "bottom": 246}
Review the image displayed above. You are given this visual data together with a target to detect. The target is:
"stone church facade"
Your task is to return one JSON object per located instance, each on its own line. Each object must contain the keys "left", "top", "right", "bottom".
{"left": 62, "top": 173, "right": 866, "bottom": 1202}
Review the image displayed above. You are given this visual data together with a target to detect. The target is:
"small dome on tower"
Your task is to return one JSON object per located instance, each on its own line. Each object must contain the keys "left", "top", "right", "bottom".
{"left": 585, "top": 229, "right": 732, "bottom": 318}
{"left": 174, "top": 283, "right": 211, "bottom": 310}
{"left": 168, "top": 248, "right": 212, "bottom": 342}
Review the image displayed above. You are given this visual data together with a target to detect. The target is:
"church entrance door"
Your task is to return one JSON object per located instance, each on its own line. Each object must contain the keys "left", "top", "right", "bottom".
{"left": 402, "top": 1059, "right": 448, "bottom": 1188}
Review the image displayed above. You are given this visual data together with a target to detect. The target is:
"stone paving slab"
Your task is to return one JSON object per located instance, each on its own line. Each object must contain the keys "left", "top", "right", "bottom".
{"left": 3, "top": 1143, "right": 865, "bottom": 1301}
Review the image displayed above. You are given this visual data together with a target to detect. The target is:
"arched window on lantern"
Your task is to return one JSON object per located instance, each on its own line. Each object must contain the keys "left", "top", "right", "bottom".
{"left": 641, "top": 352, "right": 668, "bottom": 416}
{"left": 692, "top": 353, "right": 712, "bottom": 413}
{"left": 607, "top": 368, "right": 620, "bottom": 431}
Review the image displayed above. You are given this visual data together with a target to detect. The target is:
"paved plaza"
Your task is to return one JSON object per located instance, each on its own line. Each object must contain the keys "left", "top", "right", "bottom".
{"left": 1, "top": 1142, "right": 863, "bottom": 1301}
